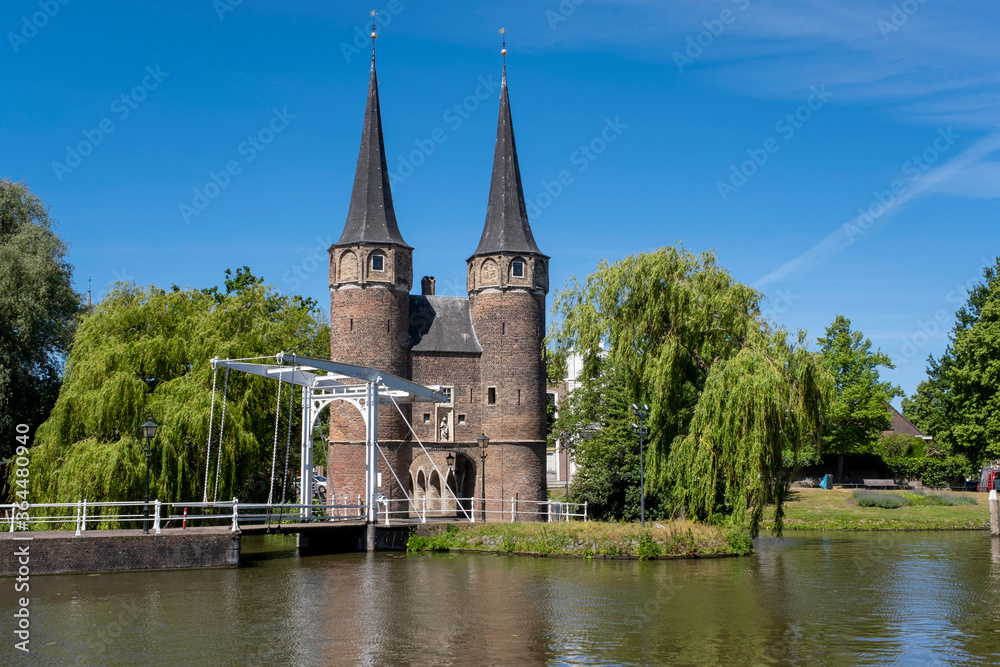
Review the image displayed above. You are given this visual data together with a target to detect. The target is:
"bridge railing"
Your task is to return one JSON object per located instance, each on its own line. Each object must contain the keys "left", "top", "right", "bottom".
{"left": 375, "top": 497, "right": 588, "bottom": 525}
{"left": 2, "top": 498, "right": 368, "bottom": 535}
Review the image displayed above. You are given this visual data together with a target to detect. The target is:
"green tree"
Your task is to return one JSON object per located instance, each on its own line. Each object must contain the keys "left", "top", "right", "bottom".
{"left": 816, "top": 315, "right": 902, "bottom": 480}
{"left": 0, "top": 179, "right": 81, "bottom": 460}
{"left": 553, "top": 247, "right": 832, "bottom": 536}
{"left": 904, "top": 258, "right": 1000, "bottom": 464}
{"left": 902, "top": 354, "right": 954, "bottom": 450}
{"left": 556, "top": 357, "right": 668, "bottom": 521}
{"left": 26, "top": 271, "right": 329, "bottom": 506}
{"left": 946, "top": 259, "right": 1000, "bottom": 463}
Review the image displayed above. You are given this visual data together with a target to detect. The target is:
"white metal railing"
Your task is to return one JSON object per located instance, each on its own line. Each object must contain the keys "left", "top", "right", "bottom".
{"left": 2, "top": 496, "right": 586, "bottom": 533}
{"left": 373, "top": 497, "right": 588, "bottom": 526}
{"left": 2, "top": 498, "right": 368, "bottom": 535}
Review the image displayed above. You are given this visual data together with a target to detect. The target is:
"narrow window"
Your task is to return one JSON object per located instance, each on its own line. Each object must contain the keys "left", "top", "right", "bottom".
{"left": 350, "top": 318, "right": 353, "bottom": 331}
{"left": 487, "top": 387, "right": 496, "bottom": 405}
{"left": 423, "top": 413, "right": 431, "bottom": 424}
{"left": 517, "top": 389, "right": 521, "bottom": 405}
{"left": 512, "top": 260, "right": 524, "bottom": 277}
{"left": 371, "top": 254, "right": 385, "bottom": 271}
{"left": 502, "top": 322, "right": 506, "bottom": 335}
{"left": 387, "top": 319, "right": 390, "bottom": 332}
{"left": 458, "top": 414, "right": 466, "bottom": 425}
{"left": 470, "top": 387, "right": 473, "bottom": 402}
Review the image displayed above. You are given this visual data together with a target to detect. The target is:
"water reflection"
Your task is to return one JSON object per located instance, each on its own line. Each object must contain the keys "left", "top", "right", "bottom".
{"left": 3, "top": 532, "right": 1000, "bottom": 665}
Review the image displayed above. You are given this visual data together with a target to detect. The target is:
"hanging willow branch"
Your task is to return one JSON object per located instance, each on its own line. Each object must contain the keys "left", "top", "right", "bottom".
{"left": 552, "top": 246, "right": 833, "bottom": 536}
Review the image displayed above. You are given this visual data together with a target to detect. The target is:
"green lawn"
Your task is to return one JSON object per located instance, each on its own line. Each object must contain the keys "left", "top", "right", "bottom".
{"left": 764, "top": 488, "right": 990, "bottom": 531}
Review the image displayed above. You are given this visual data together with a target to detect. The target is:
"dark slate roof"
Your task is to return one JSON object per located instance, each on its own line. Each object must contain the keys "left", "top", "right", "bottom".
{"left": 409, "top": 296, "right": 483, "bottom": 354}
{"left": 883, "top": 403, "right": 929, "bottom": 438}
{"left": 471, "top": 68, "right": 544, "bottom": 259}
{"left": 335, "top": 62, "right": 409, "bottom": 248}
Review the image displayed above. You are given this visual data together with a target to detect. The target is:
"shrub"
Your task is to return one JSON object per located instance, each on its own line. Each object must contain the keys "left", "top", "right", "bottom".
{"left": 853, "top": 490, "right": 907, "bottom": 508}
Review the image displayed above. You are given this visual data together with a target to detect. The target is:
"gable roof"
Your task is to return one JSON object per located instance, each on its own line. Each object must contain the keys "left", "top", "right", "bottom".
{"left": 883, "top": 403, "right": 930, "bottom": 438}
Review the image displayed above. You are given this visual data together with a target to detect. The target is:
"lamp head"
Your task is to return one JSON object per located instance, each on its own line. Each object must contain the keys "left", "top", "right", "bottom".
{"left": 477, "top": 432, "right": 490, "bottom": 451}
{"left": 141, "top": 418, "right": 159, "bottom": 440}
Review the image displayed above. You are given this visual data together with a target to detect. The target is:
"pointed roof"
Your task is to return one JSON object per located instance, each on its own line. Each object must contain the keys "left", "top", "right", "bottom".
{"left": 336, "top": 60, "right": 409, "bottom": 248}
{"left": 471, "top": 67, "right": 544, "bottom": 259}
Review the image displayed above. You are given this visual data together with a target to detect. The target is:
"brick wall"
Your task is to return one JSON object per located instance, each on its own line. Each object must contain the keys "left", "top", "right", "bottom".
{"left": 0, "top": 530, "right": 239, "bottom": 576}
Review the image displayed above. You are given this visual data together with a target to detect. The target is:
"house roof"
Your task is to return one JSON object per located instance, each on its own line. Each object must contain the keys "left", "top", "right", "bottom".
{"left": 470, "top": 67, "right": 545, "bottom": 259}
{"left": 408, "top": 295, "right": 483, "bottom": 354}
{"left": 335, "top": 60, "right": 409, "bottom": 249}
{"left": 883, "top": 404, "right": 929, "bottom": 438}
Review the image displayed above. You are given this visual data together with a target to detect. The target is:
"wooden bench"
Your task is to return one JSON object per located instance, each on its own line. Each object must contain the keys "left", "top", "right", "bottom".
{"left": 863, "top": 479, "right": 897, "bottom": 489}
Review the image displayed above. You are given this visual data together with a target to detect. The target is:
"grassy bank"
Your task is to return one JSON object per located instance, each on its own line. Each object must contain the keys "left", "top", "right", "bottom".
{"left": 406, "top": 521, "right": 753, "bottom": 559}
{"left": 763, "top": 488, "right": 989, "bottom": 531}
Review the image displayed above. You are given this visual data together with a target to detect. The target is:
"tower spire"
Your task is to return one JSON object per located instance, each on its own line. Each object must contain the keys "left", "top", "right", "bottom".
{"left": 370, "top": 10, "right": 377, "bottom": 65}
{"left": 334, "top": 19, "right": 409, "bottom": 249}
{"left": 470, "top": 34, "right": 543, "bottom": 259}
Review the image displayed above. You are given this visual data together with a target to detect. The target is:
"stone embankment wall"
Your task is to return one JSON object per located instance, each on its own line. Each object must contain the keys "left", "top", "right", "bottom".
{"left": 0, "top": 529, "right": 240, "bottom": 576}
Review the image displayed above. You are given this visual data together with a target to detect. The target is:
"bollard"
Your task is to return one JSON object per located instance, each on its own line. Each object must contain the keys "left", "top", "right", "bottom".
{"left": 182, "top": 507, "right": 187, "bottom": 529}
{"left": 990, "top": 490, "right": 999, "bottom": 536}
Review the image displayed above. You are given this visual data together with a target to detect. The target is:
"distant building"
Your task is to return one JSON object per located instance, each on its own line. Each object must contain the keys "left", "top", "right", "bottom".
{"left": 883, "top": 404, "right": 932, "bottom": 442}
{"left": 547, "top": 352, "right": 584, "bottom": 488}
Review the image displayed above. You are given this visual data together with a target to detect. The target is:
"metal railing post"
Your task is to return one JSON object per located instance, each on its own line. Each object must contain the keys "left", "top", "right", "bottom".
{"left": 230, "top": 498, "right": 239, "bottom": 532}
{"left": 422, "top": 494, "right": 427, "bottom": 523}
{"left": 82, "top": 499, "right": 87, "bottom": 532}
{"left": 154, "top": 500, "right": 162, "bottom": 535}
{"left": 471, "top": 500, "right": 475, "bottom": 523}
{"left": 510, "top": 497, "right": 514, "bottom": 523}
{"left": 9, "top": 508, "right": 14, "bottom": 532}
{"left": 547, "top": 500, "right": 552, "bottom": 523}
{"left": 75, "top": 500, "right": 82, "bottom": 536}
{"left": 584, "top": 501, "right": 588, "bottom": 522}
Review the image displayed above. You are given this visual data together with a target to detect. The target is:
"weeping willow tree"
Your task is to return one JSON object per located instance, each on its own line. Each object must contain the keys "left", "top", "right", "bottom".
{"left": 27, "top": 268, "right": 329, "bottom": 507}
{"left": 552, "top": 247, "right": 833, "bottom": 536}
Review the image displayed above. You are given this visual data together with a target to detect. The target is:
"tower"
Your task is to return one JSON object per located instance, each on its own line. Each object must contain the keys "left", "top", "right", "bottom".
{"left": 327, "top": 43, "right": 412, "bottom": 506}
{"left": 467, "top": 58, "right": 549, "bottom": 509}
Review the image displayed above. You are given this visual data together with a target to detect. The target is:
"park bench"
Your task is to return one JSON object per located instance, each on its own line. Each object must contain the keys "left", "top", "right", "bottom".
{"left": 863, "top": 479, "right": 897, "bottom": 490}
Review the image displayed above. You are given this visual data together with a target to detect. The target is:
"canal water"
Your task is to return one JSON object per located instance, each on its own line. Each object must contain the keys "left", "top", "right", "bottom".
{"left": 5, "top": 531, "right": 1000, "bottom": 666}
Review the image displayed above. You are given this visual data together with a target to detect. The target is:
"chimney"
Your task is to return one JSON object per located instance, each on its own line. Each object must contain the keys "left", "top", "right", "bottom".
{"left": 421, "top": 276, "right": 435, "bottom": 296}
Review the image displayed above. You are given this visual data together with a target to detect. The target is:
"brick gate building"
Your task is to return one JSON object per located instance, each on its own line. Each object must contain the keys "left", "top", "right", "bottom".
{"left": 327, "top": 51, "right": 549, "bottom": 519}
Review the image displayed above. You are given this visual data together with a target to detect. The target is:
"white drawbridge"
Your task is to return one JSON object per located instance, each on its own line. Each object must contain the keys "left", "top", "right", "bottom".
{"left": 209, "top": 352, "right": 449, "bottom": 524}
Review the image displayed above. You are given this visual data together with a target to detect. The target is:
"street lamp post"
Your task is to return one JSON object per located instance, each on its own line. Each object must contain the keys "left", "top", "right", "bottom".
{"left": 477, "top": 433, "right": 489, "bottom": 523}
{"left": 140, "top": 418, "right": 159, "bottom": 535}
{"left": 445, "top": 452, "right": 455, "bottom": 514}
{"left": 631, "top": 404, "right": 649, "bottom": 528}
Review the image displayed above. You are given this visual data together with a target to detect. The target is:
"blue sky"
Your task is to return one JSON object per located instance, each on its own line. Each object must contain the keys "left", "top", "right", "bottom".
{"left": 3, "top": 0, "right": 999, "bottom": 403}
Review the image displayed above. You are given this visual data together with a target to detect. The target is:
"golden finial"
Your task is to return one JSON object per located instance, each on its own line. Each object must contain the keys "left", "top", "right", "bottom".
{"left": 500, "top": 27, "right": 506, "bottom": 57}
{"left": 371, "top": 10, "right": 378, "bottom": 40}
